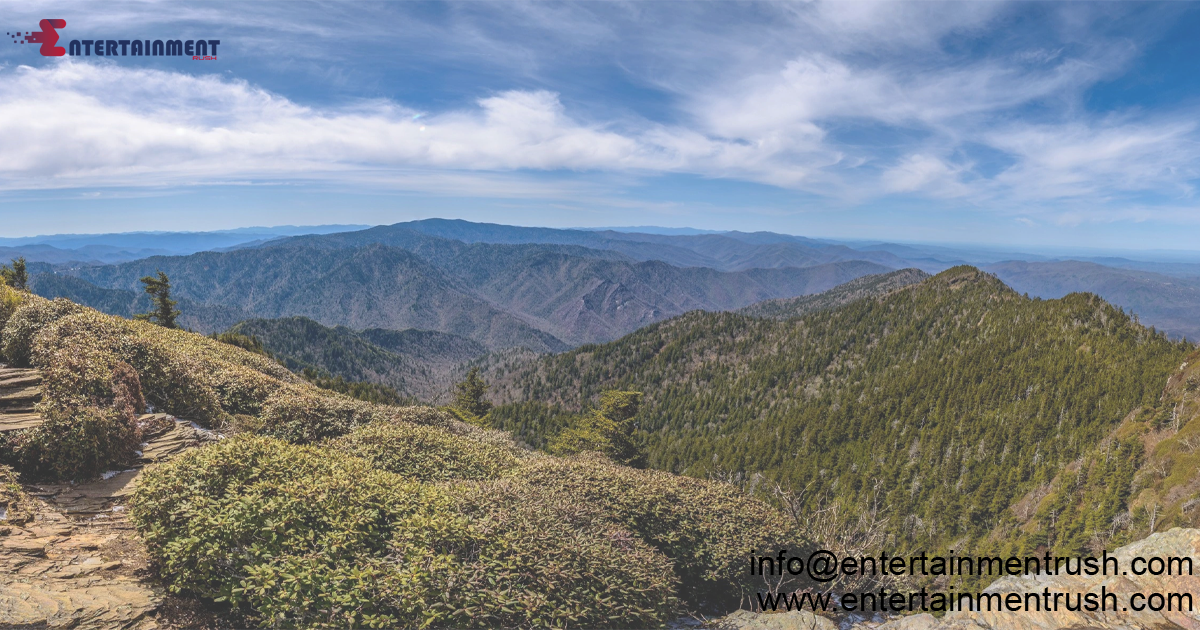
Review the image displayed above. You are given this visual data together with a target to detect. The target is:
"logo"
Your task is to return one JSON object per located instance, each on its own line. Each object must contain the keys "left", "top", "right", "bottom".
{"left": 8, "top": 19, "right": 67, "bottom": 56}
{"left": 8, "top": 19, "right": 219, "bottom": 60}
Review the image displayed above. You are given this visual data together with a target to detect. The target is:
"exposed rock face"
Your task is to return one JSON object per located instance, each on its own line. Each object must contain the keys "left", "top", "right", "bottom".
{"left": 0, "top": 491, "right": 160, "bottom": 629}
{"left": 713, "top": 609, "right": 840, "bottom": 630}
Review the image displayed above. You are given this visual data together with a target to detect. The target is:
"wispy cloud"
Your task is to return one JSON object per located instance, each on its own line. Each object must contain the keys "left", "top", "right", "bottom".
{"left": 0, "top": 0, "right": 1197, "bottom": 230}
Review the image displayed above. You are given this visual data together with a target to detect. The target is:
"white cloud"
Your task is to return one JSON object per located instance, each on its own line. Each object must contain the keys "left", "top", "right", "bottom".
{"left": 0, "top": 62, "right": 656, "bottom": 186}
{"left": 882, "top": 154, "right": 970, "bottom": 197}
{"left": 0, "top": 0, "right": 1197, "bottom": 226}
{"left": 987, "top": 120, "right": 1200, "bottom": 201}
{"left": 0, "top": 61, "right": 847, "bottom": 192}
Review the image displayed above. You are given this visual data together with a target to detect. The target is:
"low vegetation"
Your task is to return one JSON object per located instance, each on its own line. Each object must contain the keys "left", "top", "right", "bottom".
{"left": 0, "top": 282, "right": 811, "bottom": 627}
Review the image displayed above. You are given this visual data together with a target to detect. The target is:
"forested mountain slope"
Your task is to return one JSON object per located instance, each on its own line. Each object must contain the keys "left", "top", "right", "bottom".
{"left": 1007, "top": 342, "right": 1200, "bottom": 557}
{"left": 490, "top": 267, "right": 1191, "bottom": 567}
{"left": 54, "top": 244, "right": 569, "bottom": 351}
{"left": 737, "top": 268, "right": 929, "bottom": 319}
{"left": 227, "top": 317, "right": 484, "bottom": 402}
{"left": 986, "top": 260, "right": 1200, "bottom": 340}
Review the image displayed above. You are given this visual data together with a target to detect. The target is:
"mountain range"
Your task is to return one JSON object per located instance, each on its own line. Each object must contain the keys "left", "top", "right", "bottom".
{"left": 13, "top": 218, "right": 1200, "bottom": 349}
{"left": 0, "top": 225, "right": 368, "bottom": 264}
{"left": 31, "top": 225, "right": 893, "bottom": 350}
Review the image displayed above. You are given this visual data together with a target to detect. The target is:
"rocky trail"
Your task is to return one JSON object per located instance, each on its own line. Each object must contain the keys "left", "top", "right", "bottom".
{"left": 0, "top": 367, "right": 43, "bottom": 433}
{"left": 1, "top": 399, "right": 223, "bottom": 630}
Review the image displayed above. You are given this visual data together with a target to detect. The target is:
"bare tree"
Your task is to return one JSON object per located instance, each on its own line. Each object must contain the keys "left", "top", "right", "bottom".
{"left": 772, "top": 478, "right": 896, "bottom": 593}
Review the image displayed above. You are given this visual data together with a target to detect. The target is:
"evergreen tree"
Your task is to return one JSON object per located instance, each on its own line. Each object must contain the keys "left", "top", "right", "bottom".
{"left": 0, "top": 257, "right": 27, "bottom": 290}
{"left": 454, "top": 367, "right": 493, "bottom": 417}
{"left": 548, "top": 390, "right": 646, "bottom": 467}
{"left": 135, "top": 271, "right": 180, "bottom": 329}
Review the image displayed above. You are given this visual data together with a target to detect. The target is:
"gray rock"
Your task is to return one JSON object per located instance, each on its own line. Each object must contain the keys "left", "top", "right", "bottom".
{"left": 714, "top": 608, "right": 840, "bottom": 630}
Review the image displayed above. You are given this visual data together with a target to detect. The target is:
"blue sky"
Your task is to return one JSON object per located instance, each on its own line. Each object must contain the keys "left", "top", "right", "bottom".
{"left": 2, "top": 1, "right": 1200, "bottom": 252}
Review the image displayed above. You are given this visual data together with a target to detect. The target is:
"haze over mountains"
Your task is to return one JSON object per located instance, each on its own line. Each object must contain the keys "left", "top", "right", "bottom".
{"left": 0, "top": 225, "right": 369, "bottom": 265}
{"left": 13, "top": 219, "right": 1200, "bottom": 359}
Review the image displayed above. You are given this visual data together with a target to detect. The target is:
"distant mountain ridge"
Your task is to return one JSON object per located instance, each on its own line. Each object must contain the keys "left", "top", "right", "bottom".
{"left": 0, "top": 224, "right": 369, "bottom": 265}
{"left": 385, "top": 218, "right": 914, "bottom": 271}
{"left": 37, "top": 228, "right": 891, "bottom": 350}
{"left": 21, "top": 218, "right": 1200, "bottom": 341}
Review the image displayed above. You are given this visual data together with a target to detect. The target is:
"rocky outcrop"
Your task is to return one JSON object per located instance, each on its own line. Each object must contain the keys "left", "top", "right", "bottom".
{"left": 0, "top": 492, "right": 160, "bottom": 629}
{"left": 713, "top": 609, "right": 839, "bottom": 630}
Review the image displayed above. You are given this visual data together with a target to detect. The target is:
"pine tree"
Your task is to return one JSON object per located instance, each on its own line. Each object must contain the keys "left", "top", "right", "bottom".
{"left": 0, "top": 257, "right": 27, "bottom": 290}
{"left": 454, "top": 367, "right": 493, "bottom": 417}
{"left": 548, "top": 390, "right": 646, "bottom": 467}
{"left": 135, "top": 271, "right": 180, "bottom": 329}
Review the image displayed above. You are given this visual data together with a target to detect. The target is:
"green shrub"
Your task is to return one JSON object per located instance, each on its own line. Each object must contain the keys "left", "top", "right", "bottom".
{"left": 444, "top": 477, "right": 680, "bottom": 628}
{"left": 6, "top": 327, "right": 145, "bottom": 480}
{"left": 2, "top": 296, "right": 81, "bottom": 366}
{"left": 131, "top": 435, "right": 680, "bottom": 629}
{"left": 0, "top": 464, "right": 35, "bottom": 525}
{"left": 328, "top": 421, "right": 522, "bottom": 482}
{"left": 257, "top": 386, "right": 390, "bottom": 443}
{"left": 510, "top": 454, "right": 811, "bottom": 610}
{"left": 30, "top": 309, "right": 299, "bottom": 424}
{"left": 0, "top": 284, "right": 28, "bottom": 340}
{"left": 10, "top": 406, "right": 139, "bottom": 481}
{"left": 130, "top": 435, "right": 446, "bottom": 625}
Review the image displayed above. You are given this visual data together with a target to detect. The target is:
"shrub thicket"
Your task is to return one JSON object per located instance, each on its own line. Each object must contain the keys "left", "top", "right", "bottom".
{"left": 328, "top": 420, "right": 521, "bottom": 482}
{"left": 131, "top": 435, "right": 681, "bottom": 628}
{"left": 17, "top": 305, "right": 296, "bottom": 423}
{"left": 0, "top": 284, "right": 28, "bottom": 335}
{"left": 0, "top": 296, "right": 338, "bottom": 479}
{"left": 447, "top": 476, "right": 680, "bottom": 627}
{"left": 510, "top": 454, "right": 808, "bottom": 609}
{"left": 2, "top": 296, "right": 83, "bottom": 367}
{"left": 1, "top": 300, "right": 149, "bottom": 478}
